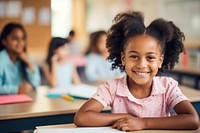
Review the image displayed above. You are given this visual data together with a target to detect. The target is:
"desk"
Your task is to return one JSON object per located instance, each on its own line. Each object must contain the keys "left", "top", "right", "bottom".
{"left": 34, "top": 124, "right": 200, "bottom": 133}
{"left": 1, "top": 86, "right": 200, "bottom": 132}
{"left": 0, "top": 86, "right": 110, "bottom": 132}
{"left": 164, "top": 68, "right": 200, "bottom": 89}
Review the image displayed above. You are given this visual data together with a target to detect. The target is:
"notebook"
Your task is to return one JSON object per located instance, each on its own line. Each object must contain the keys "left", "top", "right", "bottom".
{"left": 0, "top": 94, "right": 32, "bottom": 104}
{"left": 47, "top": 84, "right": 98, "bottom": 99}
{"left": 37, "top": 127, "right": 125, "bottom": 133}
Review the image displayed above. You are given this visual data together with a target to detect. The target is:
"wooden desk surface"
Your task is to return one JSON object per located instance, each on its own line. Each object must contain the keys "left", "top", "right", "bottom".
{"left": 0, "top": 85, "right": 200, "bottom": 120}
{"left": 174, "top": 67, "right": 200, "bottom": 75}
{"left": 0, "top": 86, "right": 88, "bottom": 120}
{"left": 180, "top": 85, "right": 200, "bottom": 102}
{"left": 34, "top": 124, "right": 200, "bottom": 133}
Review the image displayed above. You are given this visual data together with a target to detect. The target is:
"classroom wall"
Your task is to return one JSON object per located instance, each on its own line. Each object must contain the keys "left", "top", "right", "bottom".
{"left": 1, "top": 0, "right": 199, "bottom": 63}
{"left": 0, "top": 0, "right": 51, "bottom": 65}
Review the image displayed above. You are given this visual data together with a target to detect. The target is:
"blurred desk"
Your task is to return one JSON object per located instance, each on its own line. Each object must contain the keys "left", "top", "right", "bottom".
{"left": 164, "top": 67, "right": 200, "bottom": 89}
{"left": 181, "top": 85, "right": 200, "bottom": 118}
{"left": 0, "top": 86, "right": 110, "bottom": 132}
{"left": 34, "top": 124, "right": 200, "bottom": 133}
{"left": 1, "top": 86, "right": 200, "bottom": 132}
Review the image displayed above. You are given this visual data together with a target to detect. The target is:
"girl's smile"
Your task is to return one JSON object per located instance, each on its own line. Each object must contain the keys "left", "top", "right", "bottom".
{"left": 132, "top": 70, "right": 150, "bottom": 78}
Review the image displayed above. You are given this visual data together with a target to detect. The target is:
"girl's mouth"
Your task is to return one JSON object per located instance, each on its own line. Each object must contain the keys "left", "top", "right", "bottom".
{"left": 133, "top": 71, "right": 150, "bottom": 77}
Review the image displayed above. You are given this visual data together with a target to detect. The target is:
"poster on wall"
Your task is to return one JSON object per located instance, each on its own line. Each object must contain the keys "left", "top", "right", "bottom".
{"left": 22, "top": 7, "right": 35, "bottom": 24}
{"left": 38, "top": 7, "right": 50, "bottom": 26}
{"left": 6, "top": 1, "right": 22, "bottom": 18}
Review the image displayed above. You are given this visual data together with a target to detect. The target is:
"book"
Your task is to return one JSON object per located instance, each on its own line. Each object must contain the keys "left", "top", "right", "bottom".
{"left": 0, "top": 94, "right": 32, "bottom": 104}
{"left": 38, "top": 127, "right": 125, "bottom": 133}
{"left": 47, "top": 84, "right": 98, "bottom": 99}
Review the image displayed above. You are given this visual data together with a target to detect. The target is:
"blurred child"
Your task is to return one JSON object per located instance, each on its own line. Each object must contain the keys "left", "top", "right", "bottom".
{"left": 85, "top": 30, "right": 122, "bottom": 83}
{"left": 0, "top": 22, "right": 41, "bottom": 94}
{"left": 74, "top": 11, "right": 199, "bottom": 131}
{"left": 42, "top": 37, "right": 80, "bottom": 88}
{"left": 67, "top": 30, "right": 80, "bottom": 55}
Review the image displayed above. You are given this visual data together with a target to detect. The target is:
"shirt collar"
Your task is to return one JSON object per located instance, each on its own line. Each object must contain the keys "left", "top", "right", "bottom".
{"left": 2, "top": 49, "right": 19, "bottom": 65}
{"left": 116, "top": 76, "right": 166, "bottom": 97}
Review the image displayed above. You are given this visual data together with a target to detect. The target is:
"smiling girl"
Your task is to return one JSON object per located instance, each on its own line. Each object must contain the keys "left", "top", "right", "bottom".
{"left": 74, "top": 11, "right": 199, "bottom": 131}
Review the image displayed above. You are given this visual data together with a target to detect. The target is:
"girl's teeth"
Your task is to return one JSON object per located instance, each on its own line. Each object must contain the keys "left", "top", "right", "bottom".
{"left": 135, "top": 72, "right": 148, "bottom": 75}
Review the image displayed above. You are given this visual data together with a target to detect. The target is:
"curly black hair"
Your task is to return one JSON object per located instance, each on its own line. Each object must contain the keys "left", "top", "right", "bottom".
{"left": 106, "top": 11, "right": 185, "bottom": 72}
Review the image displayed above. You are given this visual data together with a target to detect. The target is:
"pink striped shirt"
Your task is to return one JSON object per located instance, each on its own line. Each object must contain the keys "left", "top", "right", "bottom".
{"left": 93, "top": 76, "right": 188, "bottom": 117}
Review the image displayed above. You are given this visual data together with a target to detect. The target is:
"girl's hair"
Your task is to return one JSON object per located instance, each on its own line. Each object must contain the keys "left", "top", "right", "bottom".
{"left": 85, "top": 30, "right": 107, "bottom": 55}
{"left": 0, "top": 22, "right": 27, "bottom": 51}
{"left": 0, "top": 22, "right": 28, "bottom": 81}
{"left": 46, "top": 37, "right": 69, "bottom": 69}
{"left": 106, "top": 11, "right": 185, "bottom": 72}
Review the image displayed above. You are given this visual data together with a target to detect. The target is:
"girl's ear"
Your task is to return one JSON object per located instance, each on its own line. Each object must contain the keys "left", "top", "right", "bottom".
{"left": 158, "top": 54, "right": 164, "bottom": 68}
{"left": 121, "top": 52, "right": 125, "bottom": 66}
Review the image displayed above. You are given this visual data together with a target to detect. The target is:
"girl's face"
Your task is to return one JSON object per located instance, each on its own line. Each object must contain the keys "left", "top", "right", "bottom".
{"left": 2, "top": 28, "right": 26, "bottom": 54}
{"left": 55, "top": 43, "right": 70, "bottom": 58}
{"left": 97, "top": 34, "right": 108, "bottom": 55}
{"left": 121, "top": 35, "right": 163, "bottom": 86}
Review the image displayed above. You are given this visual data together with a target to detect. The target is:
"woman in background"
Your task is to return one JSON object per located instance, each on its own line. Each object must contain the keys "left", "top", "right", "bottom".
{"left": 0, "top": 22, "right": 41, "bottom": 94}
{"left": 42, "top": 37, "right": 80, "bottom": 88}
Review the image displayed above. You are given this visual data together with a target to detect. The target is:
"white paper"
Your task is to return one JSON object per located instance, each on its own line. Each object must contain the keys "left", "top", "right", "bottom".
{"left": 22, "top": 7, "right": 35, "bottom": 24}
{"left": 6, "top": 1, "right": 21, "bottom": 18}
{"left": 48, "top": 84, "right": 97, "bottom": 99}
{"left": 38, "top": 7, "right": 50, "bottom": 25}
{"left": 38, "top": 127, "right": 125, "bottom": 133}
{"left": 68, "top": 84, "right": 97, "bottom": 99}
{"left": 0, "top": 1, "right": 5, "bottom": 18}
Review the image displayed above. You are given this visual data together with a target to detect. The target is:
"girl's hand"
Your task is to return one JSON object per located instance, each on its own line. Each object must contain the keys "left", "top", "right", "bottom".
{"left": 18, "top": 52, "right": 29, "bottom": 62}
{"left": 18, "top": 82, "right": 33, "bottom": 94}
{"left": 18, "top": 52, "right": 34, "bottom": 72}
{"left": 112, "top": 115, "right": 145, "bottom": 131}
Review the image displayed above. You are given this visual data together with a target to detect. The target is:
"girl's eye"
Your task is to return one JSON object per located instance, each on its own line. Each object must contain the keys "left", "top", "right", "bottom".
{"left": 11, "top": 36, "right": 18, "bottom": 40}
{"left": 130, "top": 55, "right": 138, "bottom": 59}
{"left": 147, "top": 56, "right": 156, "bottom": 61}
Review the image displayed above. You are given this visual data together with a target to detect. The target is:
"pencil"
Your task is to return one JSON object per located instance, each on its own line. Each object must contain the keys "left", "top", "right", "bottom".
{"left": 62, "top": 95, "right": 76, "bottom": 102}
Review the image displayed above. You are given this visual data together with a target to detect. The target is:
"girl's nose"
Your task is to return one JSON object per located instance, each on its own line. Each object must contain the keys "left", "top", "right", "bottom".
{"left": 136, "top": 58, "right": 147, "bottom": 69}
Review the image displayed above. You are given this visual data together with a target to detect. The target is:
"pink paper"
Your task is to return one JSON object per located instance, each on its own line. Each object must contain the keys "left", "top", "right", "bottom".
{"left": 0, "top": 94, "right": 32, "bottom": 104}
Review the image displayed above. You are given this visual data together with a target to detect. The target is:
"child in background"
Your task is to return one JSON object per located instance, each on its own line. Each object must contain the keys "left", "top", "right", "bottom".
{"left": 85, "top": 30, "right": 122, "bottom": 83}
{"left": 0, "top": 23, "right": 41, "bottom": 94}
{"left": 67, "top": 30, "right": 80, "bottom": 55}
{"left": 74, "top": 11, "right": 199, "bottom": 131}
{"left": 42, "top": 37, "right": 80, "bottom": 88}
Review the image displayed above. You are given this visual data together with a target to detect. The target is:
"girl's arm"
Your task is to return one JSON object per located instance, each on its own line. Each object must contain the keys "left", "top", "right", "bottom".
{"left": 112, "top": 100, "right": 199, "bottom": 131}
{"left": 18, "top": 53, "right": 41, "bottom": 88}
{"left": 74, "top": 98, "right": 133, "bottom": 127}
{"left": 72, "top": 67, "right": 81, "bottom": 84}
{"left": 0, "top": 85, "right": 18, "bottom": 94}
{"left": 42, "top": 63, "right": 57, "bottom": 88}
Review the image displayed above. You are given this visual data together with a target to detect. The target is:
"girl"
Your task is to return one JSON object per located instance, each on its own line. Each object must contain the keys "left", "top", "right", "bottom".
{"left": 42, "top": 37, "right": 80, "bottom": 88}
{"left": 74, "top": 11, "right": 199, "bottom": 131}
{"left": 0, "top": 23, "right": 41, "bottom": 94}
{"left": 85, "top": 30, "right": 122, "bottom": 83}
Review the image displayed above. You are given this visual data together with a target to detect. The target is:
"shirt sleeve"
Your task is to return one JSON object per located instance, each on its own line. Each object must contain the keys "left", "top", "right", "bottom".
{"left": 0, "top": 67, "right": 18, "bottom": 94}
{"left": 166, "top": 78, "right": 188, "bottom": 108}
{"left": 25, "top": 57, "right": 41, "bottom": 89}
{"left": 92, "top": 82, "right": 113, "bottom": 107}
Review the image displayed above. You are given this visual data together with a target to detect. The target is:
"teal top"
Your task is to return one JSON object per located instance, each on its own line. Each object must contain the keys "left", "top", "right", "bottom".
{"left": 56, "top": 61, "right": 74, "bottom": 88}
{"left": 85, "top": 53, "right": 123, "bottom": 82}
{"left": 0, "top": 50, "right": 41, "bottom": 94}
